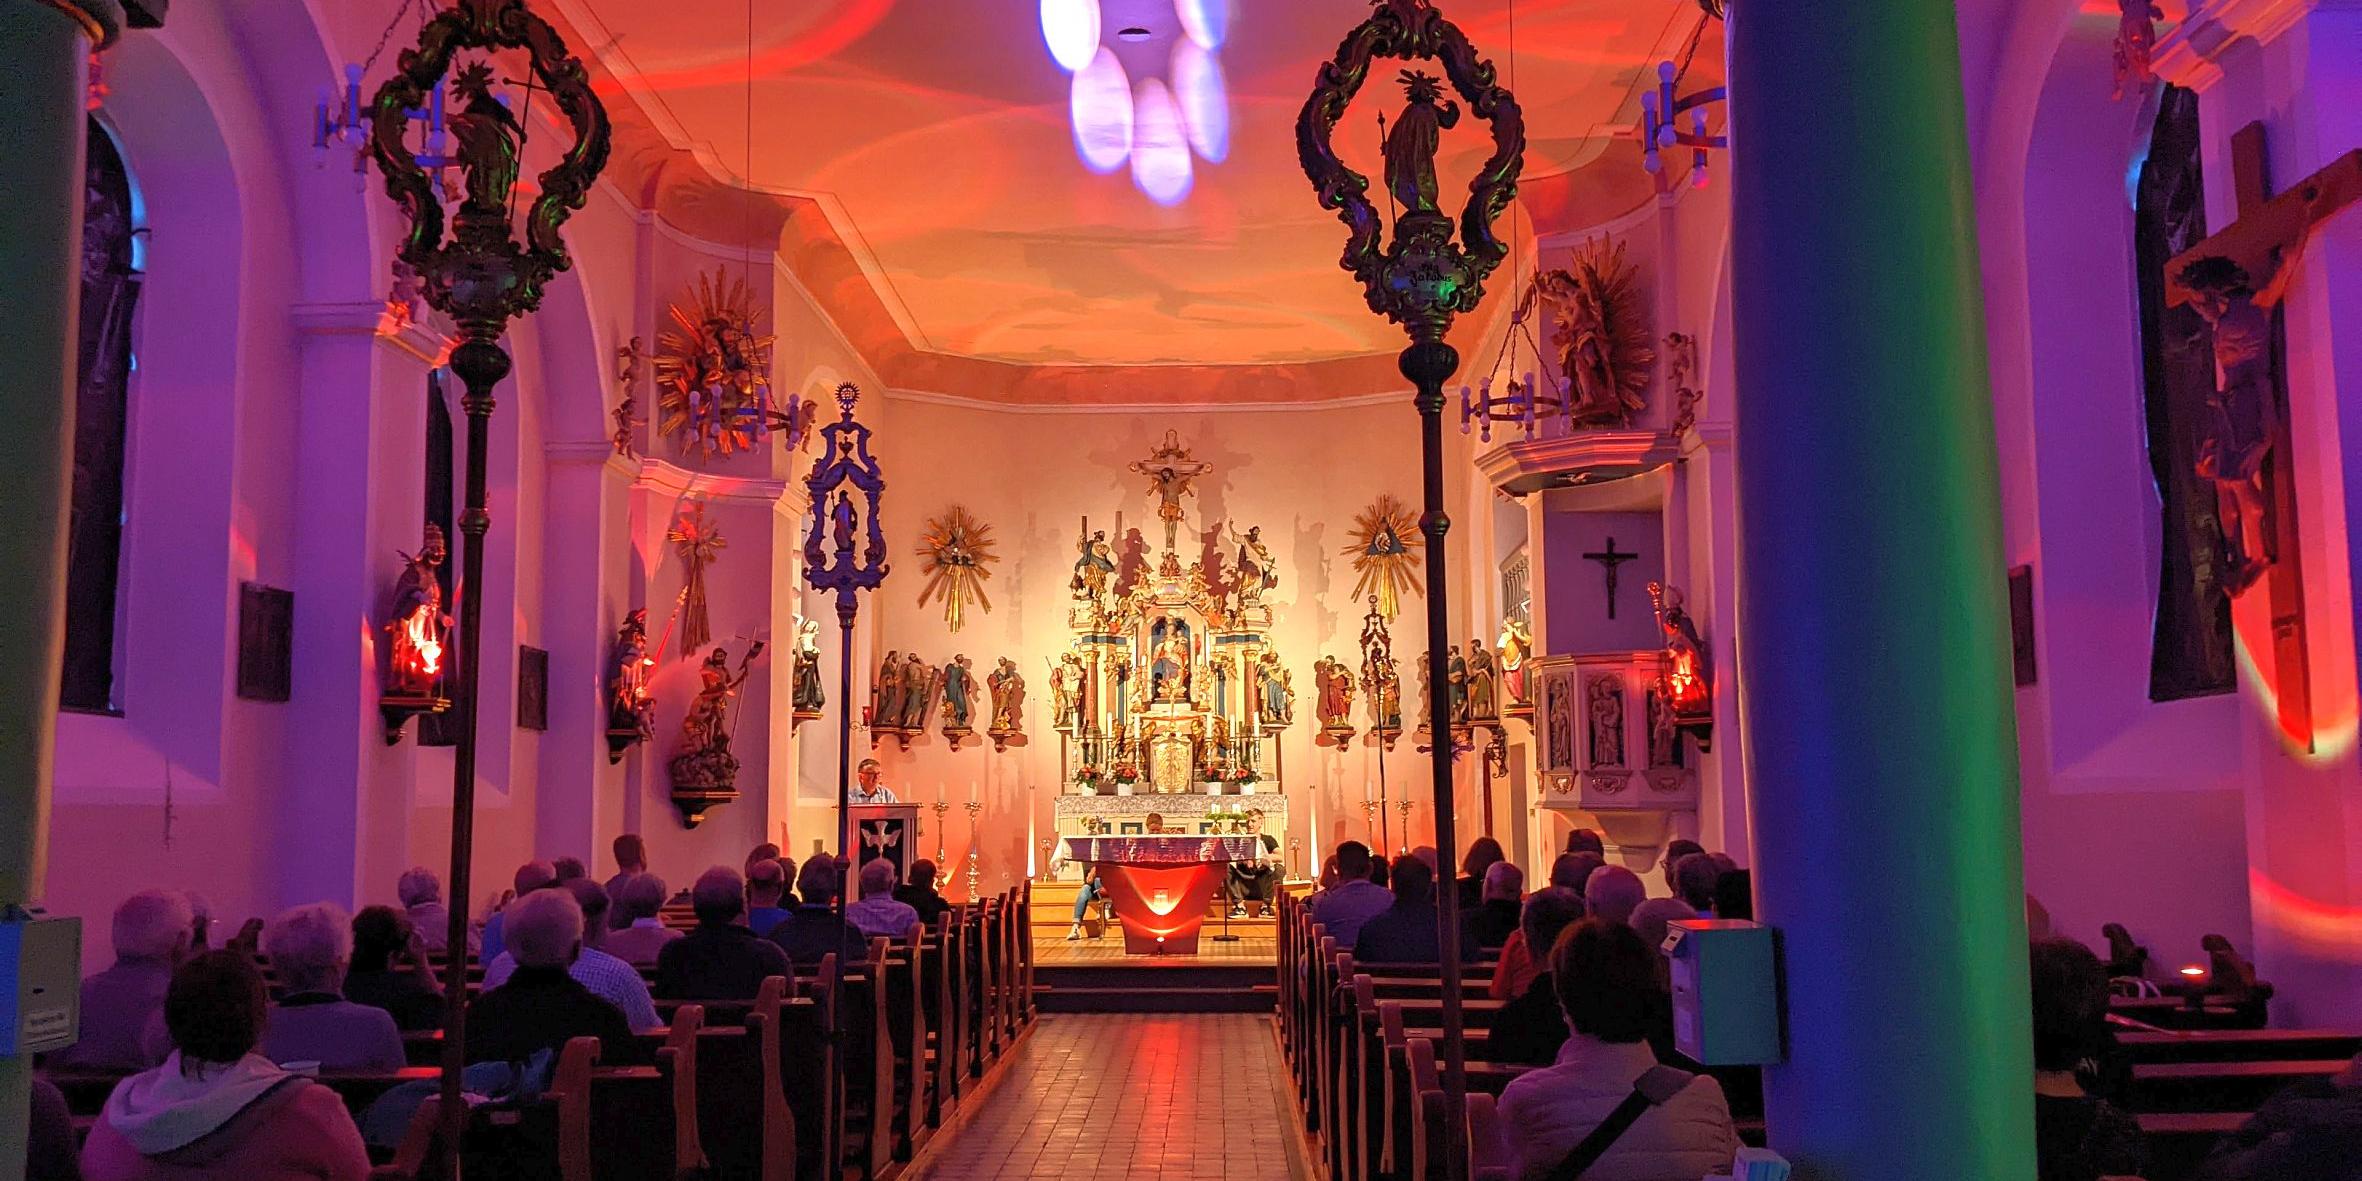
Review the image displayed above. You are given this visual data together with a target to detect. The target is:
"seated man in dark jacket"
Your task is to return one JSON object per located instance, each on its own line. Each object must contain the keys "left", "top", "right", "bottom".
{"left": 894, "top": 859, "right": 956, "bottom": 928}
{"left": 1480, "top": 887, "right": 1586, "bottom": 1064}
{"left": 1350, "top": 856, "right": 1479, "bottom": 964}
{"left": 464, "top": 890, "right": 633, "bottom": 1065}
{"left": 657, "top": 866, "right": 793, "bottom": 999}
{"left": 766, "top": 856, "right": 871, "bottom": 969}
{"left": 1465, "top": 862, "right": 1526, "bottom": 949}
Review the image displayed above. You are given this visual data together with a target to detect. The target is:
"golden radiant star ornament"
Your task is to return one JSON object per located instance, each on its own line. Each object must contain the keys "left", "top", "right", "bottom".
{"left": 654, "top": 270, "right": 777, "bottom": 460}
{"left": 1345, "top": 494, "right": 1424, "bottom": 620}
{"left": 915, "top": 506, "right": 999, "bottom": 633}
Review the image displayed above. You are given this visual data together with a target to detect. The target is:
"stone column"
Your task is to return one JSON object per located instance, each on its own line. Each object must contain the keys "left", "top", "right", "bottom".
{"left": 0, "top": 0, "right": 124, "bottom": 1171}
{"left": 1728, "top": 2, "right": 2037, "bottom": 1176}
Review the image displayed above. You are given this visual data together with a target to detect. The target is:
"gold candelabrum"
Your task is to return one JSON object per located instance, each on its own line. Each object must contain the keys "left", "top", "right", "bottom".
{"left": 1290, "top": 835, "right": 1304, "bottom": 879}
{"left": 1396, "top": 798, "right": 1414, "bottom": 853}
{"left": 1362, "top": 798, "right": 1381, "bottom": 841}
{"left": 964, "top": 800, "right": 983, "bottom": 900}
{"left": 931, "top": 799, "right": 951, "bottom": 864}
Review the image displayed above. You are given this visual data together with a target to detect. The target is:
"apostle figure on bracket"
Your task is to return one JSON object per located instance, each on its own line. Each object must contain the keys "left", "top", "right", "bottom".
{"left": 1315, "top": 655, "right": 1358, "bottom": 748}
{"left": 1496, "top": 618, "right": 1533, "bottom": 715}
{"left": 870, "top": 648, "right": 904, "bottom": 747}
{"left": 380, "top": 523, "right": 452, "bottom": 743}
{"left": 940, "top": 654, "right": 978, "bottom": 751}
{"left": 2180, "top": 257, "right": 2277, "bottom": 596}
{"left": 893, "top": 652, "right": 937, "bottom": 749}
{"left": 1464, "top": 637, "right": 1500, "bottom": 729}
{"left": 604, "top": 608, "right": 656, "bottom": 764}
{"left": 790, "top": 617, "right": 825, "bottom": 726}
{"left": 1650, "top": 581, "right": 1715, "bottom": 751}
{"left": 987, "top": 657, "right": 1027, "bottom": 752}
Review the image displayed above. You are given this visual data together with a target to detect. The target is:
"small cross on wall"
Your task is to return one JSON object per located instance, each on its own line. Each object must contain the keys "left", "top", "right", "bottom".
{"left": 1582, "top": 536, "right": 1641, "bottom": 619}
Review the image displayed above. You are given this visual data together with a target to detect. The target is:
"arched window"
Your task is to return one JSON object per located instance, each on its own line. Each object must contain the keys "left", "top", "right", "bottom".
{"left": 2133, "top": 86, "right": 2236, "bottom": 701}
{"left": 62, "top": 116, "right": 142, "bottom": 714}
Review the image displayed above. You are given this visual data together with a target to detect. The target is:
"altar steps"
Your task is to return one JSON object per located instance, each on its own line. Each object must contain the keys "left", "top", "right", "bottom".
{"left": 1034, "top": 963, "right": 1278, "bottom": 1014}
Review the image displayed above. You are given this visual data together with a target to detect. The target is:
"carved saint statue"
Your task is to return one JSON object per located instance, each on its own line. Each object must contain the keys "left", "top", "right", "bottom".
{"left": 1256, "top": 650, "right": 1294, "bottom": 727}
{"left": 683, "top": 645, "right": 758, "bottom": 755}
{"left": 1374, "top": 660, "right": 1403, "bottom": 733}
{"left": 988, "top": 657, "right": 1026, "bottom": 742}
{"left": 2181, "top": 257, "right": 2276, "bottom": 595}
{"left": 1071, "top": 527, "right": 1116, "bottom": 604}
{"left": 940, "top": 654, "right": 977, "bottom": 733}
{"left": 1447, "top": 643, "right": 1470, "bottom": 726}
{"left": 790, "top": 617, "right": 825, "bottom": 716}
{"left": 1496, "top": 618, "right": 1533, "bottom": 706}
{"left": 1151, "top": 626, "right": 1192, "bottom": 703}
{"left": 900, "top": 653, "right": 935, "bottom": 731}
{"left": 385, "top": 524, "right": 450, "bottom": 698}
{"left": 1464, "top": 638, "right": 1498, "bottom": 724}
{"left": 604, "top": 608, "right": 655, "bottom": 761}
{"left": 872, "top": 649, "right": 905, "bottom": 731}
{"left": 1587, "top": 676, "right": 1626, "bottom": 768}
{"left": 1545, "top": 677, "right": 1573, "bottom": 770}
{"left": 449, "top": 63, "right": 523, "bottom": 225}
{"left": 1315, "top": 656, "right": 1357, "bottom": 734}
{"left": 1384, "top": 70, "right": 1460, "bottom": 217}
{"left": 1050, "top": 652, "right": 1084, "bottom": 732}
{"left": 1230, "top": 523, "right": 1278, "bottom": 610}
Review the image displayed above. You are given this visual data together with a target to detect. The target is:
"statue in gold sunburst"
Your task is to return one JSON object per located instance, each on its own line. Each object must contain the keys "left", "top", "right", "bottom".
{"left": 915, "top": 506, "right": 999, "bottom": 633}
{"left": 1345, "top": 494, "right": 1423, "bottom": 621}
{"left": 654, "top": 270, "right": 777, "bottom": 460}
{"left": 1534, "top": 236, "right": 1656, "bottom": 430}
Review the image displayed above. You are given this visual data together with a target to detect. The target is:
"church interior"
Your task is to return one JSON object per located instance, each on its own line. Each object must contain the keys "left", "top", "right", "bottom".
{"left": 6, "top": 0, "right": 2362, "bottom": 1178}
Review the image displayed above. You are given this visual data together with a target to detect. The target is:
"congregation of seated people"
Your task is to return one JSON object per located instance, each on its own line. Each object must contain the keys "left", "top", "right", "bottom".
{"left": 1293, "top": 831, "right": 2360, "bottom": 1181}
{"left": 29, "top": 832, "right": 981, "bottom": 1181}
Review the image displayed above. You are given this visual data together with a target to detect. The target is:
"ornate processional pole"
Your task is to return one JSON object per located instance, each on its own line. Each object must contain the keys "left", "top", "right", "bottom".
{"left": 365, "top": 1, "right": 610, "bottom": 1171}
{"left": 802, "top": 382, "right": 888, "bottom": 1179}
{"left": 1298, "top": 2, "right": 1522, "bottom": 1170}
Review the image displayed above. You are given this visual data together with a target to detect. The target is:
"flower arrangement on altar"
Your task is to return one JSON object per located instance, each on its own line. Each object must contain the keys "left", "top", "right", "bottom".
{"left": 1111, "top": 760, "right": 1141, "bottom": 786}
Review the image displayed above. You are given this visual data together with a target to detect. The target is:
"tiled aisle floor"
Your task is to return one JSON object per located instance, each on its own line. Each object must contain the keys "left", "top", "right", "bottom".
{"left": 912, "top": 1014, "right": 1301, "bottom": 1181}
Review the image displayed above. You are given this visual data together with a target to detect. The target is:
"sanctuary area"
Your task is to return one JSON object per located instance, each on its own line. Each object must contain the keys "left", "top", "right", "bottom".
{"left": 6, "top": 1, "right": 2362, "bottom": 1180}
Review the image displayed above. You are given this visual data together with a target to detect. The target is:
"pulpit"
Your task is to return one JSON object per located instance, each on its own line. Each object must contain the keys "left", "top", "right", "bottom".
{"left": 850, "top": 803, "right": 920, "bottom": 896}
{"left": 1063, "top": 834, "right": 1260, "bottom": 954}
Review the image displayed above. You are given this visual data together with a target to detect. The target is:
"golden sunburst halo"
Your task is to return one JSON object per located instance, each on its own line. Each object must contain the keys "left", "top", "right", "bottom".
{"left": 654, "top": 270, "right": 778, "bottom": 461}
{"left": 916, "top": 506, "right": 999, "bottom": 633}
{"left": 1344, "top": 494, "right": 1423, "bottom": 621}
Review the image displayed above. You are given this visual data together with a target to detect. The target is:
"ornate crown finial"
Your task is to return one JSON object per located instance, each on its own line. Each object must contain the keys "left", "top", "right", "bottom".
{"left": 835, "top": 381, "right": 862, "bottom": 415}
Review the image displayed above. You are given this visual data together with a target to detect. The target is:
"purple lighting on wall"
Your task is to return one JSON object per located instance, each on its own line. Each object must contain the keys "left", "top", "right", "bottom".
{"left": 1043, "top": 0, "right": 1233, "bottom": 205}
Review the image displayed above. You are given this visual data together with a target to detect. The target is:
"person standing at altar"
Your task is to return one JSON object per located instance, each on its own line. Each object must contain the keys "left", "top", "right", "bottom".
{"left": 848, "top": 758, "right": 899, "bottom": 803}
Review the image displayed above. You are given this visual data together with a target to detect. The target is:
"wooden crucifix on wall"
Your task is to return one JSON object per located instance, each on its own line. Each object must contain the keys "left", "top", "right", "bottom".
{"left": 2165, "top": 127, "right": 2362, "bottom": 751}
{"left": 1582, "top": 536, "right": 1641, "bottom": 619}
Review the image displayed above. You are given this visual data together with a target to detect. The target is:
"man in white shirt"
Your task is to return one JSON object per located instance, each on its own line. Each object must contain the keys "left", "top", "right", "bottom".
{"left": 845, "top": 858, "right": 921, "bottom": 941}
{"left": 847, "top": 758, "right": 899, "bottom": 804}
{"left": 1306, "top": 841, "right": 1395, "bottom": 948}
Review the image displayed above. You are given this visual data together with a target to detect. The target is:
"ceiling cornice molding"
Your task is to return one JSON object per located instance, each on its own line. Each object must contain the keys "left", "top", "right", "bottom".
{"left": 631, "top": 457, "right": 810, "bottom": 520}
{"left": 880, "top": 385, "right": 1411, "bottom": 417}
{"left": 2154, "top": 0, "right": 2354, "bottom": 89}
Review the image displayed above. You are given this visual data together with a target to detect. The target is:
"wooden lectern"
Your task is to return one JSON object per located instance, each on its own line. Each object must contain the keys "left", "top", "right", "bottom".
{"left": 850, "top": 803, "right": 920, "bottom": 896}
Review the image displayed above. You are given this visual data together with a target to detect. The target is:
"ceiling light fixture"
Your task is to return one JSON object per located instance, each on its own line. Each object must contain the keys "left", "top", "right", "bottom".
{"left": 1042, "top": 0, "right": 1234, "bottom": 205}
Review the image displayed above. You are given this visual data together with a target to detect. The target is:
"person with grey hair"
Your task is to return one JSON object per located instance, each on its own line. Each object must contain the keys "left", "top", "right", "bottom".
{"left": 656, "top": 866, "right": 792, "bottom": 1000}
{"left": 258, "top": 902, "right": 405, "bottom": 1071}
{"left": 847, "top": 859, "right": 921, "bottom": 941}
{"left": 1467, "top": 860, "right": 1526, "bottom": 949}
{"left": 1584, "top": 865, "right": 1648, "bottom": 927}
{"left": 1491, "top": 852, "right": 1606, "bottom": 1002}
{"left": 1482, "top": 888, "right": 1591, "bottom": 1065}
{"left": 745, "top": 858, "right": 794, "bottom": 935}
{"left": 766, "top": 857, "right": 869, "bottom": 968}
{"left": 53, "top": 889, "right": 196, "bottom": 1070}
{"left": 480, "top": 879, "right": 658, "bottom": 1029}
{"left": 464, "top": 889, "right": 634, "bottom": 1064}
{"left": 604, "top": 873, "right": 681, "bottom": 967}
{"left": 1629, "top": 897, "right": 1696, "bottom": 953}
{"left": 397, "top": 865, "right": 476, "bottom": 957}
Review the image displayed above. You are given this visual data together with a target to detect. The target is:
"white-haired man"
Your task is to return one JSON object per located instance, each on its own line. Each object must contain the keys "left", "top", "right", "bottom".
{"left": 52, "top": 889, "right": 193, "bottom": 1070}
{"left": 846, "top": 859, "right": 920, "bottom": 941}
{"left": 257, "top": 902, "right": 405, "bottom": 1071}
{"left": 480, "top": 878, "right": 658, "bottom": 1029}
{"left": 605, "top": 873, "right": 681, "bottom": 967}
{"left": 398, "top": 865, "right": 478, "bottom": 956}
{"left": 479, "top": 859, "right": 558, "bottom": 966}
{"left": 464, "top": 889, "right": 633, "bottom": 1064}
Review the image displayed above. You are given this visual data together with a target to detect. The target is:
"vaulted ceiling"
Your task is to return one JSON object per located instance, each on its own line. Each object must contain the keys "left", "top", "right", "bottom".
{"left": 559, "top": 0, "right": 1711, "bottom": 374}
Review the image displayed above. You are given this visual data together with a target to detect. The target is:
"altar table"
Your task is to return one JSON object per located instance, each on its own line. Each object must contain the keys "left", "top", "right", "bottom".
{"left": 1064, "top": 835, "right": 1261, "bottom": 955}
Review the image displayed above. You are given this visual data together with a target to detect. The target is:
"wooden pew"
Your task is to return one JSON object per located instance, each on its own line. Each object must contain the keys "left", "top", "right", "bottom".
{"left": 2119, "top": 1027, "right": 2362, "bottom": 1065}
{"left": 2132, "top": 1058, "right": 2347, "bottom": 1112}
